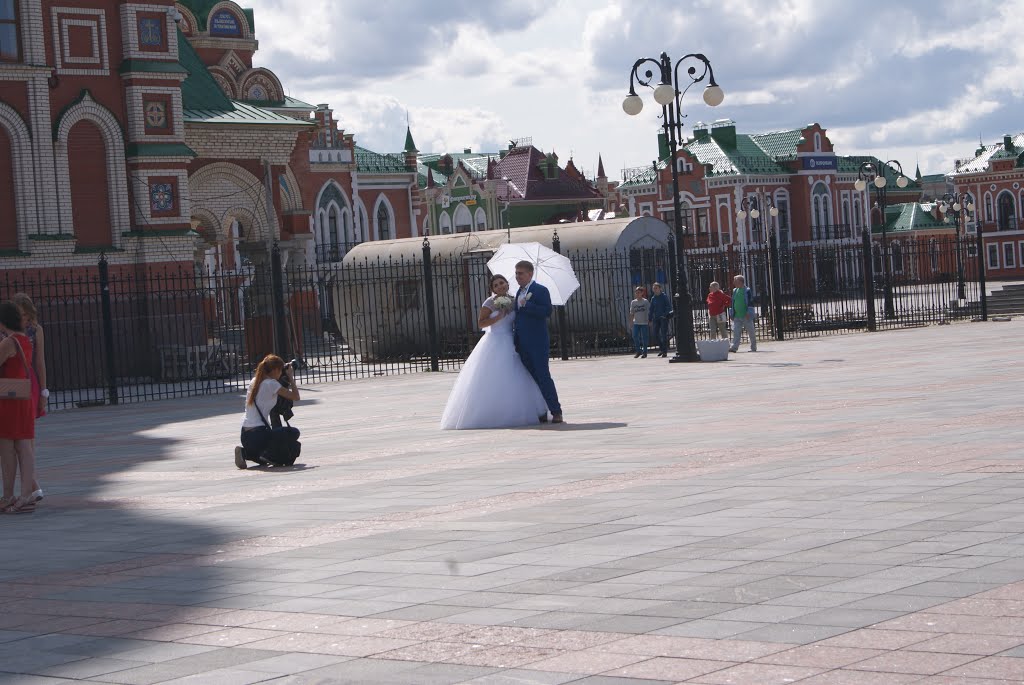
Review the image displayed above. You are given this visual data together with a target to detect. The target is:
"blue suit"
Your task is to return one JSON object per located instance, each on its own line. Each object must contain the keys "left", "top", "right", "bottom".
{"left": 513, "top": 282, "right": 561, "bottom": 417}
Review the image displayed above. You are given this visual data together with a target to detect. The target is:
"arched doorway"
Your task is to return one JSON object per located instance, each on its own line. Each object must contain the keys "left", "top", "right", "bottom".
{"left": 997, "top": 191, "right": 1016, "bottom": 231}
{"left": 0, "top": 125, "right": 16, "bottom": 249}
{"left": 68, "top": 120, "right": 112, "bottom": 247}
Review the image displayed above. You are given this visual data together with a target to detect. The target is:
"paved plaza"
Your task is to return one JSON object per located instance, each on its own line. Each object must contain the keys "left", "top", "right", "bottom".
{"left": 2, "top": 320, "right": 1024, "bottom": 685}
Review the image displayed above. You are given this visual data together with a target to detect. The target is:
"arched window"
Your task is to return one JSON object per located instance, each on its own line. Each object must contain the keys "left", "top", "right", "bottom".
{"left": 439, "top": 212, "right": 452, "bottom": 234}
{"left": 891, "top": 240, "right": 904, "bottom": 273}
{"left": 474, "top": 207, "right": 487, "bottom": 231}
{"left": 814, "top": 132, "right": 822, "bottom": 151}
{"left": 453, "top": 203, "right": 472, "bottom": 233}
{"left": 0, "top": 1, "right": 20, "bottom": 62}
{"left": 984, "top": 193, "right": 993, "bottom": 222}
{"left": 852, "top": 195, "right": 862, "bottom": 230}
{"left": 316, "top": 182, "right": 350, "bottom": 261}
{"left": 376, "top": 202, "right": 392, "bottom": 240}
{"left": 997, "top": 190, "right": 1016, "bottom": 231}
{"left": 356, "top": 203, "right": 368, "bottom": 242}
{"left": 841, "top": 200, "right": 850, "bottom": 236}
{"left": 811, "top": 182, "right": 831, "bottom": 239}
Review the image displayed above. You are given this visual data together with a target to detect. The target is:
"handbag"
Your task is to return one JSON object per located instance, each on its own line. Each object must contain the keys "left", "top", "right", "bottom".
{"left": 0, "top": 336, "right": 32, "bottom": 400}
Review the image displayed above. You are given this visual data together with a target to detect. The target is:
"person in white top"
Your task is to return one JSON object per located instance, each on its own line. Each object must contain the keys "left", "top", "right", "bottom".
{"left": 236, "top": 354, "right": 301, "bottom": 468}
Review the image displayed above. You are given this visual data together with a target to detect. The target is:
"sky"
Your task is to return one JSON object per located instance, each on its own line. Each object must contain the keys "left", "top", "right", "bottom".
{"left": 241, "top": 0, "right": 1024, "bottom": 182}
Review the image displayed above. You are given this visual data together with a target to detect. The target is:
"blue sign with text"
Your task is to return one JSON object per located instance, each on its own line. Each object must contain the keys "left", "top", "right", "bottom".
{"left": 209, "top": 10, "right": 241, "bottom": 37}
{"left": 801, "top": 155, "right": 837, "bottom": 171}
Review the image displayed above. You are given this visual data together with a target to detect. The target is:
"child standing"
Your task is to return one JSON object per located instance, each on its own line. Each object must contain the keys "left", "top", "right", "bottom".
{"left": 706, "top": 281, "right": 731, "bottom": 339}
{"left": 729, "top": 275, "right": 757, "bottom": 353}
{"left": 629, "top": 286, "right": 651, "bottom": 358}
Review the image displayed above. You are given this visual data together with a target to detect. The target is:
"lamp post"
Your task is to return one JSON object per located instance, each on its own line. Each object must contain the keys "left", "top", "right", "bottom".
{"left": 623, "top": 51, "right": 724, "bottom": 362}
{"left": 855, "top": 159, "right": 909, "bottom": 319}
{"left": 938, "top": 192, "right": 974, "bottom": 302}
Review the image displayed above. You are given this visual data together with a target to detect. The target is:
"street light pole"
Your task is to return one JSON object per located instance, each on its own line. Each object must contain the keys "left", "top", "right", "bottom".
{"left": 623, "top": 52, "right": 724, "bottom": 362}
{"left": 939, "top": 192, "right": 974, "bottom": 302}
{"left": 855, "top": 159, "right": 909, "bottom": 320}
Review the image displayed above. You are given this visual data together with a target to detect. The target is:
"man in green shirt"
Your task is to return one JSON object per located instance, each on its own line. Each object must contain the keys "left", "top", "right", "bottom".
{"left": 729, "top": 275, "right": 757, "bottom": 353}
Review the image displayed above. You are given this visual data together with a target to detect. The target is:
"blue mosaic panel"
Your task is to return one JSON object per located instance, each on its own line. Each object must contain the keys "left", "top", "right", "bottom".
{"left": 138, "top": 17, "right": 165, "bottom": 48}
{"left": 150, "top": 182, "right": 174, "bottom": 213}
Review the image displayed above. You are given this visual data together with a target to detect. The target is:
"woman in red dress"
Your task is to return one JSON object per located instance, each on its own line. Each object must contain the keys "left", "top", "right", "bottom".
{"left": 0, "top": 301, "right": 37, "bottom": 514}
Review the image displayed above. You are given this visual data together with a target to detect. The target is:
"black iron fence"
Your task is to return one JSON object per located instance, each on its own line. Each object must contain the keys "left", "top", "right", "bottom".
{"left": 0, "top": 235, "right": 984, "bottom": 410}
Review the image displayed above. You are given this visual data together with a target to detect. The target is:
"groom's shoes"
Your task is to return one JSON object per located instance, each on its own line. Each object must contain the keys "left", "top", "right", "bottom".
{"left": 551, "top": 414, "right": 564, "bottom": 424}
{"left": 538, "top": 414, "right": 548, "bottom": 424}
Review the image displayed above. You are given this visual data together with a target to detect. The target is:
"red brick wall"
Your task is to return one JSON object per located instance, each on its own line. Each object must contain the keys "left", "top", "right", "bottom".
{"left": 68, "top": 120, "right": 112, "bottom": 247}
{"left": 0, "top": 126, "right": 16, "bottom": 249}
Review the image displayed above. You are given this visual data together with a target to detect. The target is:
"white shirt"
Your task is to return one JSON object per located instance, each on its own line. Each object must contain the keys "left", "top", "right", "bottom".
{"left": 517, "top": 279, "right": 535, "bottom": 305}
{"left": 241, "top": 378, "right": 281, "bottom": 428}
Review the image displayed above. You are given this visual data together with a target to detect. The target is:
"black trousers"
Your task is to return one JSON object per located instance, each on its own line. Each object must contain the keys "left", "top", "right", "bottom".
{"left": 240, "top": 426, "right": 300, "bottom": 465}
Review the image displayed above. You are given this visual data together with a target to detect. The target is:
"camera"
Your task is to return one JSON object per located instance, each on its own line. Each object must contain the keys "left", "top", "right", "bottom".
{"left": 270, "top": 358, "right": 301, "bottom": 428}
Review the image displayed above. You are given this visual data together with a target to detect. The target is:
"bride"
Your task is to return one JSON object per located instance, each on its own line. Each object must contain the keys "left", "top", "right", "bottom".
{"left": 440, "top": 274, "right": 548, "bottom": 430}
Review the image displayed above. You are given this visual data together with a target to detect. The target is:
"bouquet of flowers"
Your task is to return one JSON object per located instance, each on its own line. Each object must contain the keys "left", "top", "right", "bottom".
{"left": 492, "top": 295, "right": 513, "bottom": 311}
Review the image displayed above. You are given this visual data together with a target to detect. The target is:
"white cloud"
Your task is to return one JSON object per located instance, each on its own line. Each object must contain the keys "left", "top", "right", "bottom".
{"left": 242, "top": 0, "right": 1024, "bottom": 179}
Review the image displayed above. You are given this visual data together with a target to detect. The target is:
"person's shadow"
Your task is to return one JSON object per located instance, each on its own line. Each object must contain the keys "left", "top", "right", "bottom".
{"left": 544, "top": 421, "right": 627, "bottom": 431}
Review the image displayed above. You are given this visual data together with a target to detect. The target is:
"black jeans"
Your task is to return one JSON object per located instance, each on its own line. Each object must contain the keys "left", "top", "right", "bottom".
{"left": 240, "top": 426, "right": 300, "bottom": 465}
{"left": 651, "top": 317, "right": 670, "bottom": 353}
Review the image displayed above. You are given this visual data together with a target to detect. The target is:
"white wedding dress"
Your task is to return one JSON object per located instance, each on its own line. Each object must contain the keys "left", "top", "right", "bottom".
{"left": 440, "top": 297, "right": 548, "bottom": 430}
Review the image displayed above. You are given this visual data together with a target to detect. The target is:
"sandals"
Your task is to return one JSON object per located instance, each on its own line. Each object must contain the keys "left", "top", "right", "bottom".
{"left": 2, "top": 496, "right": 36, "bottom": 514}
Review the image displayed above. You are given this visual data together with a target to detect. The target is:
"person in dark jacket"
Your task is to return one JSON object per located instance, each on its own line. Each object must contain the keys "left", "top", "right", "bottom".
{"left": 648, "top": 282, "right": 673, "bottom": 357}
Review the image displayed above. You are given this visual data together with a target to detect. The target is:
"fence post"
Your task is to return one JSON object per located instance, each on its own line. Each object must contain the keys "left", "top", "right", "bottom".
{"left": 768, "top": 229, "right": 785, "bottom": 341}
{"left": 861, "top": 227, "right": 877, "bottom": 332}
{"left": 97, "top": 254, "right": 119, "bottom": 405}
{"left": 270, "top": 242, "right": 289, "bottom": 359}
{"left": 976, "top": 223, "right": 987, "bottom": 321}
{"left": 421, "top": 236, "right": 440, "bottom": 371}
{"left": 552, "top": 229, "right": 570, "bottom": 361}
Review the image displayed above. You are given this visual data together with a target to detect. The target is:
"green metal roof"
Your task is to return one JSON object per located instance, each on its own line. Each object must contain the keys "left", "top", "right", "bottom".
{"left": 119, "top": 59, "right": 188, "bottom": 75}
{"left": 419, "top": 151, "right": 495, "bottom": 179}
{"left": 178, "top": 30, "right": 311, "bottom": 127}
{"left": 953, "top": 133, "right": 1024, "bottom": 173}
{"left": 880, "top": 202, "right": 948, "bottom": 234}
{"left": 178, "top": 29, "right": 233, "bottom": 112}
{"left": 354, "top": 146, "right": 409, "bottom": 174}
{"left": 125, "top": 142, "right": 197, "bottom": 158}
{"left": 183, "top": 99, "right": 314, "bottom": 126}
{"left": 682, "top": 127, "right": 796, "bottom": 177}
{"left": 749, "top": 129, "right": 803, "bottom": 159}
{"left": 617, "top": 162, "right": 662, "bottom": 189}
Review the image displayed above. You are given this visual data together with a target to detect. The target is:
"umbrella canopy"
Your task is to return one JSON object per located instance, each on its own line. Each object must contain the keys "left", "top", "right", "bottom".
{"left": 487, "top": 242, "right": 580, "bottom": 305}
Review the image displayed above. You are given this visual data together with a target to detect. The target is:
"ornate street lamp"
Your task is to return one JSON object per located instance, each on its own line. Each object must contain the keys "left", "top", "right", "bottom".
{"left": 938, "top": 192, "right": 975, "bottom": 301}
{"left": 623, "top": 52, "right": 724, "bottom": 362}
{"left": 855, "top": 160, "right": 909, "bottom": 319}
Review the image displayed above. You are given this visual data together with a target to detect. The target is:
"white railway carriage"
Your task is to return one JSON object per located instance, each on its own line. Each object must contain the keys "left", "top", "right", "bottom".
{"left": 334, "top": 217, "right": 672, "bottom": 360}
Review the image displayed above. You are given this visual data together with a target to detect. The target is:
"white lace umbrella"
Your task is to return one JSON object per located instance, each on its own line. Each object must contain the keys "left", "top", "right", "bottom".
{"left": 487, "top": 242, "right": 580, "bottom": 305}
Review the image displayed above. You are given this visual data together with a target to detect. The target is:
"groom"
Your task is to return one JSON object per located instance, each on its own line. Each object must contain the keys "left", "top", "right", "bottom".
{"left": 513, "top": 260, "right": 563, "bottom": 424}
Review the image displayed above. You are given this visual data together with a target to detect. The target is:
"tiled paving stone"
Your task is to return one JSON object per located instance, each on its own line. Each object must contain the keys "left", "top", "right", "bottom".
{"left": 2, "top": 321, "right": 1024, "bottom": 684}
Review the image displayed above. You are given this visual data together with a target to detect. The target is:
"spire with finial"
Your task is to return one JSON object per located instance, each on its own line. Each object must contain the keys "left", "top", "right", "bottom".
{"left": 915, "top": 161, "right": 922, "bottom": 181}
{"left": 597, "top": 154, "right": 606, "bottom": 179}
{"left": 403, "top": 124, "right": 417, "bottom": 153}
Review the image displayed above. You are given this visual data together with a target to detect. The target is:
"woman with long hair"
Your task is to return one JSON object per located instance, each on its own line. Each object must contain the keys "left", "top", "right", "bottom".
{"left": 237, "top": 354, "right": 300, "bottom": 468}
{"left": 11, "top": 293, "right": 45, "bottom": 501}
{"left": 0, "top": 301, "right": 38, "bottom": 514}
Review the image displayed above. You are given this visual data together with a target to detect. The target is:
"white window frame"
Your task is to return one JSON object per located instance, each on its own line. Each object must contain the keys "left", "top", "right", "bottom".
{"left": 988, "top": 243, "right": 999, "bottom": 269}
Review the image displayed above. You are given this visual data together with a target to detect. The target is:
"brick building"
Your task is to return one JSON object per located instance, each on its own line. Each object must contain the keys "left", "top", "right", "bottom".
{"left": 617, "top": 120, "right": 923, "bottom": 288}
{"left": 949, "top": 133, "right": 1024, "bottom": 279}
{"left": 417, "top": 141, "right": 611, "bottom": 236}
{"left": 0, "top": 0, "right": 424, "bottom": 279}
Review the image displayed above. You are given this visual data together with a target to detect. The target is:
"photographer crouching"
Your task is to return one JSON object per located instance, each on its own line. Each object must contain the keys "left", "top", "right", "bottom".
{"left": 235, "top": 354, "right": 301, "bottom": 469}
